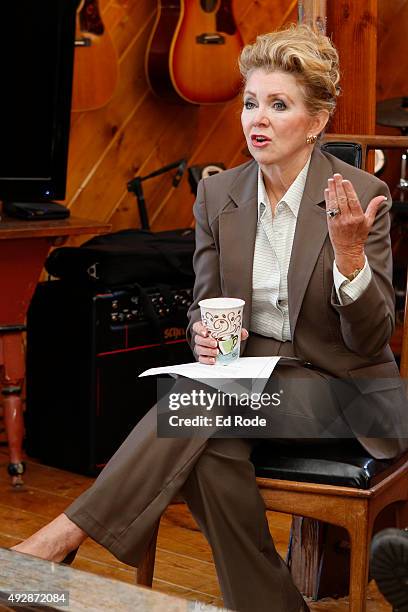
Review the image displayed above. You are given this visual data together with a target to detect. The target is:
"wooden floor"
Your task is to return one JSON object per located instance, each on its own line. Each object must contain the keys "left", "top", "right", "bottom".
{"left": 0, "top": 444, "right": 391, "bottom": 611}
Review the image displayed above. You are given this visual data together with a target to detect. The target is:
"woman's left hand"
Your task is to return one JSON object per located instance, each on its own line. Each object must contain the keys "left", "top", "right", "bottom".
{"left": 324, "top": 173, "right": 387, "bottom": 276}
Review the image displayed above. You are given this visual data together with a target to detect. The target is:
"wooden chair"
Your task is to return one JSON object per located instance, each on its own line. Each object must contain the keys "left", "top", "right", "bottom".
{"left": 136, "top": 135, "right": 408, "bottom": 612}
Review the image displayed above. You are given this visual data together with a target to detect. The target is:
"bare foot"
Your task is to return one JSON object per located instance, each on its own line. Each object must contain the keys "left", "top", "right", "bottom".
{"left": 11, "top": 513, "right": 87, "bottom": 562}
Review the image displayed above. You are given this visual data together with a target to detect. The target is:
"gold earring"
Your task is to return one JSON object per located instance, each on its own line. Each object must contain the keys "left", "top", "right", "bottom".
{"left": 306, "top": 134, "right": 317, "bottom": 144}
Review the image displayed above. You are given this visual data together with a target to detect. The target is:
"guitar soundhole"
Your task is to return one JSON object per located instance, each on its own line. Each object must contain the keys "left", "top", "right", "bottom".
{"left": 216, "top": 0, "right": 236, "bottom": 35}
{"left": 79, "top": 0, "right": 104, "bottom": 36}
{"left": 200, "top": 0, "right": 218, "bottom": 13}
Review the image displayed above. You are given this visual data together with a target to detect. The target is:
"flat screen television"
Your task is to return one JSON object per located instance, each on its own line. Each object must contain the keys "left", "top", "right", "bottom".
{"left": 0, "top": 0, "right": 78, "bottom": 202}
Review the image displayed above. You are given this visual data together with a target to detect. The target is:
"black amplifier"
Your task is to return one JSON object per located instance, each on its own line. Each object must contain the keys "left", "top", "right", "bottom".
{"left": 25, "top": 280, "right": 193, "bottom": 475}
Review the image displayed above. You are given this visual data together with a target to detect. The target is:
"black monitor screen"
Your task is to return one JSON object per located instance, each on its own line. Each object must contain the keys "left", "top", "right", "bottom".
{"left": 0, "top": 1, "right": 77, "bottom": 201}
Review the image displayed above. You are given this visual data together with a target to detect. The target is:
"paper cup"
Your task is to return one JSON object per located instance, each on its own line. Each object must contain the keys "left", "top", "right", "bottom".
{"left": 199, "top": 297, "right": 245, "bottom": 365}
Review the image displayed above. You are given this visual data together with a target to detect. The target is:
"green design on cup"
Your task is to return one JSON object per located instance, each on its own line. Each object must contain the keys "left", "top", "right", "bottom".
{"left": 218, "top": 334, "right": 238, "bottom": 356}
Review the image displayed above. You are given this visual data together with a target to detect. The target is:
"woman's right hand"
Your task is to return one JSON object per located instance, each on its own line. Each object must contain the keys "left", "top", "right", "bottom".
{"left": 192, "top": 322, "right": 249, "bottom": 365}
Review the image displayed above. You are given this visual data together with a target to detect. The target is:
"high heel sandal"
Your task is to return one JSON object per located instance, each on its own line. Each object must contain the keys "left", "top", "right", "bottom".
{"left": 61, "top": 548, "right": 79, "bottom": 565}
{"left": 7, "top": 462, "right": 26, "bottom": 487}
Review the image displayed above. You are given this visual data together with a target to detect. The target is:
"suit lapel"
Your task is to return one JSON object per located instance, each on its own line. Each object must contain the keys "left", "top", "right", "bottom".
{"left": 288, "top": 147, "right": 334, "bottom": 337}
{"left": 219, "top": 161, "right": 258, "bottom": 331}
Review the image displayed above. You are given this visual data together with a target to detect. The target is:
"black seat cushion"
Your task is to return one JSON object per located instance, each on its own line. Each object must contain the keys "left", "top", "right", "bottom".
{"left": 251, "top": 440, "right": 398, "bottom": 490}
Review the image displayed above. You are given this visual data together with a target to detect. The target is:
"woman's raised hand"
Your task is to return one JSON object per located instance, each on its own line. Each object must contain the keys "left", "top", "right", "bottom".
{"left": 324, "top": 173, "right": 387, "bottom": 276}
{"left": 192, "top": 322, "right": 249, "bottom": 365}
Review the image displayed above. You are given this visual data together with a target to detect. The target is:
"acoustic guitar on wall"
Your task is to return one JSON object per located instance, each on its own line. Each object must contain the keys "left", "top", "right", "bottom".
{"left": 146, "top": 0, "right": 244, "bottom": 105}
{"left": 72, "top": 0, "right": 118, "bottom": 112}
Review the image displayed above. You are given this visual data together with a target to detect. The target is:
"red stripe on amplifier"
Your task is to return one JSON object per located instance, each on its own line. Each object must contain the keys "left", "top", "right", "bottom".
{"left": 97, "top": 338, "right": 188, "bottom": 357}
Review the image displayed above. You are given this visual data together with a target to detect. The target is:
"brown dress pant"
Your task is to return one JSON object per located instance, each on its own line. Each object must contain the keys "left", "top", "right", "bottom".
{"left": 65, "top": 338, "right": 348, "bottom": 612}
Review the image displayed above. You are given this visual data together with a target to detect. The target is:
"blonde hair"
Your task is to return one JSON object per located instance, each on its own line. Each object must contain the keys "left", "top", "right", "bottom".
{"left": 239, "top": 24, "right": 340, "bottom": 117}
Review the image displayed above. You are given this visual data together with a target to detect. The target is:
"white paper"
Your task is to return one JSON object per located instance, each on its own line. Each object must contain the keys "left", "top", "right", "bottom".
{"left": 139, "top": 356, "right": 282, "bottom": 394}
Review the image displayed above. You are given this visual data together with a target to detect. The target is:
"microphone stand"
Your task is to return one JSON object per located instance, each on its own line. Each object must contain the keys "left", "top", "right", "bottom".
{"left": 127, "top": 159, "right": 187, "bottom": 230}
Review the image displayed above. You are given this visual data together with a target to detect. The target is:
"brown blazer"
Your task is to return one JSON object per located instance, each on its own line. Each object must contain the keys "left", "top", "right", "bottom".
{"left": 186, "top": 146, "right": 408, "bottom": 459}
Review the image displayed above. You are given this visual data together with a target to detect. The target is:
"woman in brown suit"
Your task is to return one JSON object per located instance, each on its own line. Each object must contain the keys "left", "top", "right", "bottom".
{"left": 12, "top": 25, "right": 407, "bottom": 612}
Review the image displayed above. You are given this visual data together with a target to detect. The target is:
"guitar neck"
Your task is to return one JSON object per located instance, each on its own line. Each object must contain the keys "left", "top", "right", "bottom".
{"left": 298, "top": 0, "right": 327, "bottom": 34}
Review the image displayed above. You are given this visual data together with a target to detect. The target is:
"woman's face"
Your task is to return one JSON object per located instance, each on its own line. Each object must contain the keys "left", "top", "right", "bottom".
{"left": 241, "top": 69, "right": 327, "bottom": 170}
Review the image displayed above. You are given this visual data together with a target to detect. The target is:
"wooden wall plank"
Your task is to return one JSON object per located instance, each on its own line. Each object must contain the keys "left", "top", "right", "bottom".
{"left": 237, "top": 0, "right": 297, "bottom": 41}
{"left": 109, "top": 0, "right": 156, "bottom": 58}
{"left": 69, "top": 93, "right": 181, "bottom": 221}
{"left": 327, "top": 1, "right": 378, "bottom": 135}
{"left": 377, "top": 0, "right": 408, "bottom": 101}
{"left": 110, "top": 105, "right": 200, "bottom": 231}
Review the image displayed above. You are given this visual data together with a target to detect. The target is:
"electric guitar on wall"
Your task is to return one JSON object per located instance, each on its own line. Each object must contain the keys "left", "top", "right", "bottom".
{"left": 72, "top": 0, "right": 118, "bottom": 112}
{"left": 146, "top": 0, "right": 244, "bottom": 105}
